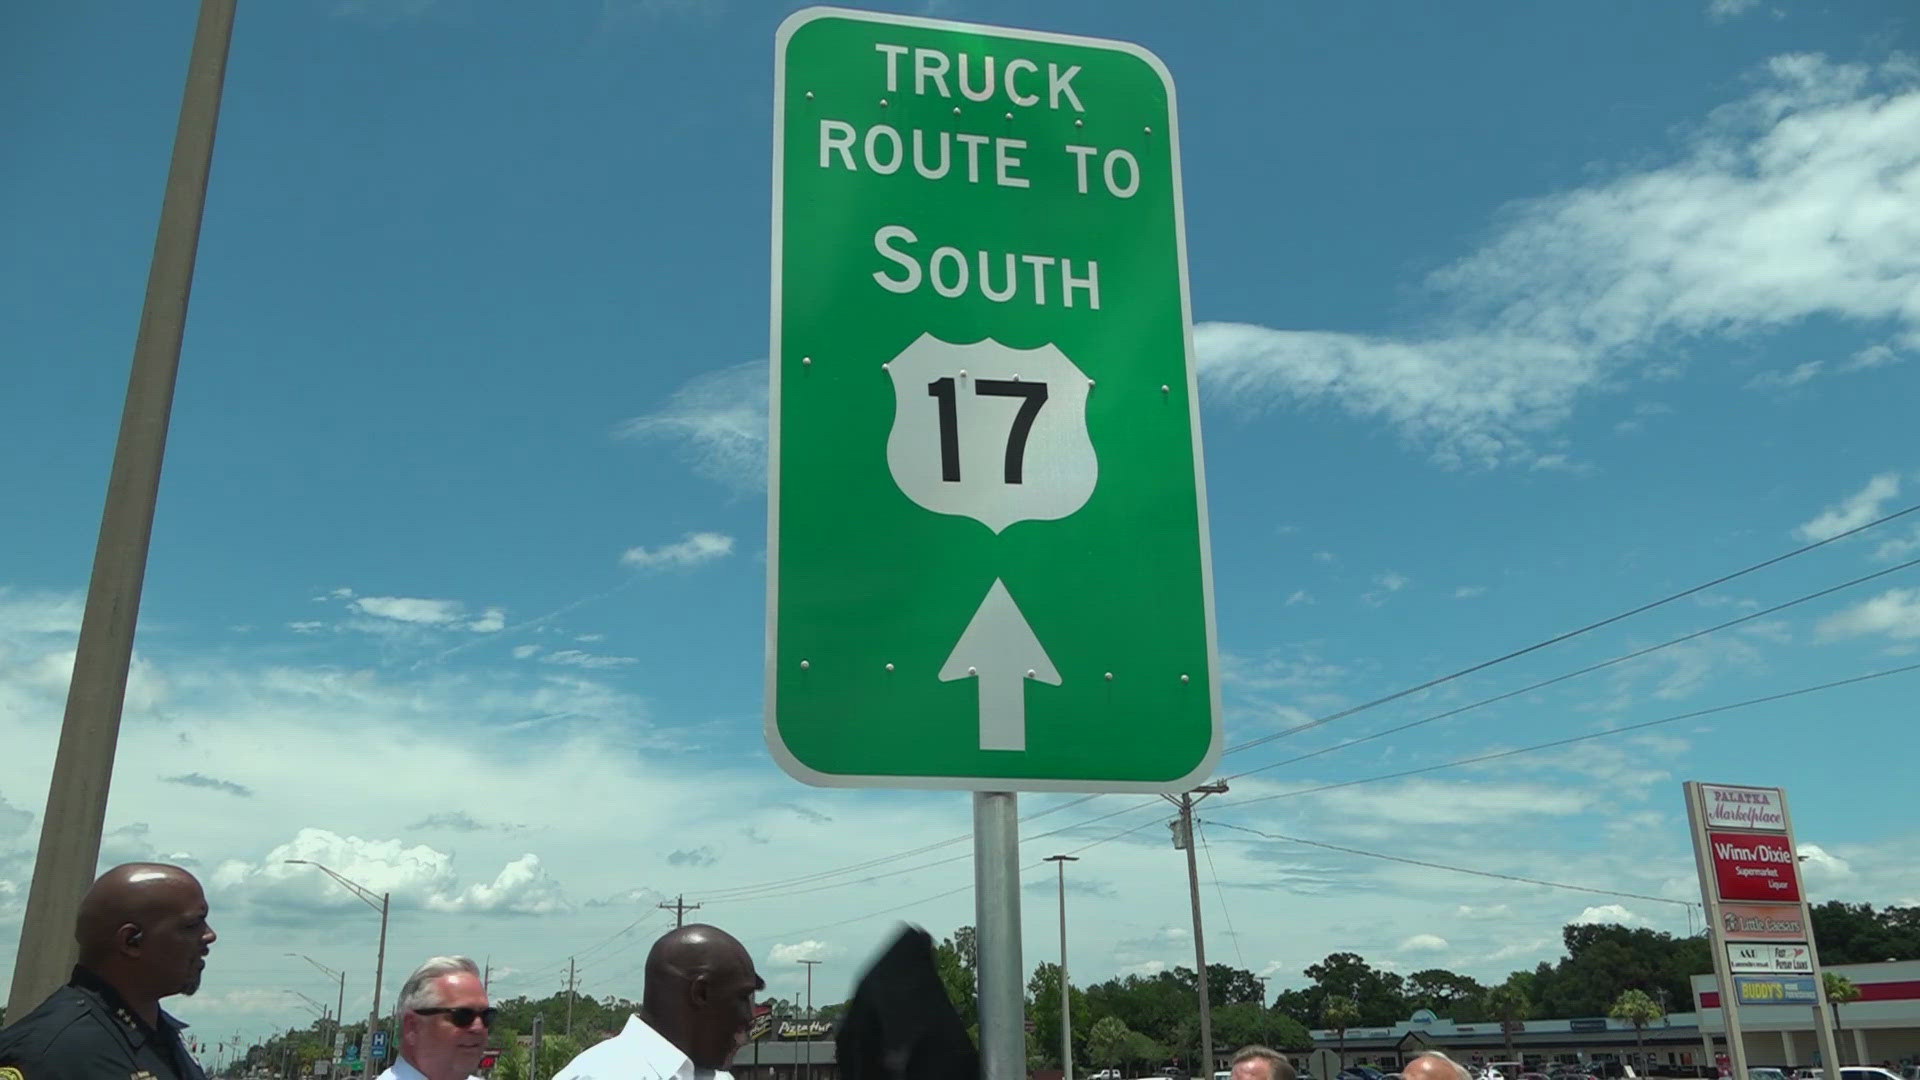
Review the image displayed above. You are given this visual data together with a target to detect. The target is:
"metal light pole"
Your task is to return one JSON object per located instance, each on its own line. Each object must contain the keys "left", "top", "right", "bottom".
{"left": 1165, "top": 782, "right": 1228, "bottom": 1079}
{"left": 5, "top": 0, "right": 238, "bottom": 1017}
{"left": 290, "top": 954, "right": 347, "bottom": 1080}
{"left": 287, "top": 862, "right": 389, "bottom": 1079}
{"left": 1046, "top": 855, "right": 1079, "bottom": 1080}
{"left": 799, "top": 959, "right": 822, "bottom": 1080}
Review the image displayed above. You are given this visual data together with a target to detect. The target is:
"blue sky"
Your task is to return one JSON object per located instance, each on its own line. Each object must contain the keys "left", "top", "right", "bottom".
{"left": 3, "top": 0, "right": 1918, "bottom": 1053}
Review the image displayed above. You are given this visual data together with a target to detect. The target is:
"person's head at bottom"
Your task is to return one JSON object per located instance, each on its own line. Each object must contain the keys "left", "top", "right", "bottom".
{"left": 1404, "top": 1053, "right": 1473, "bottom": 1080}
{"left": 397, "top": 956, "right": 492, "bottom": 1080}
{"left": 641, "top": 925, "right": 764, "bottom": 1070}
{"left": 1230, "top": 1047, "right": 1298, "bottom": 1080}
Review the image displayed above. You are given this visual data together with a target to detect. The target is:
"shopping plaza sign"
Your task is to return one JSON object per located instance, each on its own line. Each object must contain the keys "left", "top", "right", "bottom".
{"left": 1709, "top": 831, "right": 1801, "bottom": 902}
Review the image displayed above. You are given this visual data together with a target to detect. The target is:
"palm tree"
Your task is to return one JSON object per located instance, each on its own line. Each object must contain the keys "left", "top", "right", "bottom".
{"left": 1824, "top": 973, "right": 1861, "bottom": 1065}
{"left": 1486, "top": 978, "right": 1532, "bottom": 1073}
{"left": 1610, "top": 989, "right": 1663, "bottom": 1070}
{"left": 1323, "top": 996, "right": 1361, "bottom": 1070}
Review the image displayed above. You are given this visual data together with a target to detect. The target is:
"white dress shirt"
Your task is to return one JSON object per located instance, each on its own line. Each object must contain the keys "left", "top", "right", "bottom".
{"left": 373, "top": 1054, "right": 483, "bottom": 1080}
{"left": 549, "top": 1014, "right": 730, "bottom": 1080}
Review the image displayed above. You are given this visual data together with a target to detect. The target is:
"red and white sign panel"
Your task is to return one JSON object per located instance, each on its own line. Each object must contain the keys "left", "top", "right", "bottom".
{"left": 1700, "top": 784, "right": 1787, "bottom": 831}
{"left": 1711, "top": 831, "right": 1801, "bottom": 901}
{"left": 1719, "top": 902, "right": 1809, "bottom": 941}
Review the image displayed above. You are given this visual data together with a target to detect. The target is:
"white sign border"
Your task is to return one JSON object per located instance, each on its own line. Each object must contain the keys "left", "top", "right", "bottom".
{"left": 763, "top": 5, "right": 1223, "bottom": 792}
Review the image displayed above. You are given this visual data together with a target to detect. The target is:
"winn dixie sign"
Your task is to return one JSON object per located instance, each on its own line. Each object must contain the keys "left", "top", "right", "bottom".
{"left": 1711, "top": 832, "right": 1802, "bottom": 902}
{"left": 1701, "top": 785, "right": 1787, "bottom": 831}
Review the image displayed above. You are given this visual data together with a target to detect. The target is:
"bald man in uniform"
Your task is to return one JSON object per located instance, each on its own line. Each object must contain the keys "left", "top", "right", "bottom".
{"left": 550, "top": 924, "right": 763, "bottom": 1080}
{"left": 0, "top": 863, "right": 216, "bottom": 1080}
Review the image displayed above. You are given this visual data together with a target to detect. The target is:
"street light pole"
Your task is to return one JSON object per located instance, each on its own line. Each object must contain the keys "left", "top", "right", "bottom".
{"left": 1165, "top": 781, "right": 1228, "bottom": 1079}
{"left": 798, "top": 959, "right": 822, "bottom": 1080}
{"left": 1046, "top": 855, "right": 1079, "bottom": 1080}
{"left": 5, "top": 0, "right": 239, "bottom": 1017}
{"left": 289, "top": 954, "right": 348, "bottom": 1080}
{"left": 286, "top": 862, "right": 389, "bottom": 1079}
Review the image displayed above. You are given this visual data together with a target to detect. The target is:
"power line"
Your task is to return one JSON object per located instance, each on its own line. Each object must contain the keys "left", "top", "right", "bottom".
{"left": 1204, "top": 819, "right": 1698, "bottom": 911}
{"left": 1197, "top": 821, "right": 1247, "bottom": 970}
{"left": 740, "top": 658, "right": 1920, "bottom": 942}
{"left": 1224, "top": 501, "right": 1920, "bottom": 756}
{"left": 1223, "top": 555, "right": 1920, "bottom": 782}
{"left": 1211, "top": 660, "right": 1920, "bottom": 812}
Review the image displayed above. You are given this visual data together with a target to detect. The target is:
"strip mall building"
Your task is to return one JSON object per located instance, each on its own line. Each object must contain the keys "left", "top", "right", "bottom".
{"left": 1310, "top": 960, "right": 1920, "bottom": 1072}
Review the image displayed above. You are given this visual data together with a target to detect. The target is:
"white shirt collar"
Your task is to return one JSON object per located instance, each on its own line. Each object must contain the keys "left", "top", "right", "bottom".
{"left": 378, "top": 1053, "right": 481, "bottom": 1080}
{"left": 552, "top": 1014, "right": 730, "bottom": 1080}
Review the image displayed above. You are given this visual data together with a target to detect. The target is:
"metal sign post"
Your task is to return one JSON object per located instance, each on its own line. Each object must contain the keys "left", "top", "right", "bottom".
{"left": 974, "top": 792, "right": 1025, "bottom": 1080}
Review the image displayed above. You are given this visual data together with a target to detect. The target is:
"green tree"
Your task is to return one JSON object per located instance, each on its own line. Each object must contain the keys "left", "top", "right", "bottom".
{"left": 934, "top": 926, "right": 980, "bottom": 1034}
{"left": 1609, "top": 989, "right": 1663, "bottom": 1066}
{"left": 1486, "top": 976, "right": 1531, "bottom": 1068}
{"left": 1211, "top": 1002, "right": 1312, "bottom": 1053}
{"left": 1306, "top": 953, "right": 1407, "bottom": 1025}
{"left": 1322, "top": 996, "right": 1360, "bottom": 1069}
{"left": 1405, "top": 969, "right": 1485, "bottom": 1016}
{"left": 1811, "top": 902, "right": 1920, "bottom": 964}
{"left": 1028, "top": 961, "right": 1090, "bottom": 1070}
{"left": 1089, "top": 1016, "right": 1136, "bottom": 1071}
{"left": 1824, "top": 973, "right": 1861, "bottom": 1064}
{"left": 494, "top": 1048, "right": 528, "bottom": 1080}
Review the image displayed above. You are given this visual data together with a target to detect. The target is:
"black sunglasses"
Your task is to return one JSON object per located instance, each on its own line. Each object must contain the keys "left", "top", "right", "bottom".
{"left": 413, "top": 1007, "right": 496, "bottom": 1028}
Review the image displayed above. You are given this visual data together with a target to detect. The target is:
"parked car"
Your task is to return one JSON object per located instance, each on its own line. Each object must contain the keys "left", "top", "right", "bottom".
{"left": 1750, "top": 1069, "right": 1789, "bottom": 1080}
{"left": 1838, "top": 1069, "right": 1903, "bottom": 1080}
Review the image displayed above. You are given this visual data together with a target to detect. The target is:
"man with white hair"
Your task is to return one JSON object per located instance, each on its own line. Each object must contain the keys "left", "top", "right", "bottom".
{"left": 1230, "top": 1045, "right": 1298, "bottom": 1080}
{"left": 375, "top": 957, "right": 492, "bottom": 1080}
{"left": 1403, "top": 1052, "right": 1472, "bottom": 1080}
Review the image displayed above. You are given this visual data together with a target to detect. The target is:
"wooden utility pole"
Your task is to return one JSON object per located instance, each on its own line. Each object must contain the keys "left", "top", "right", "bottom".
{"left": 1164, "top": 781, "right": 1229, "bottom": 1078}
{"left": 657, "top": 894, "right": 701, "bottom": 927}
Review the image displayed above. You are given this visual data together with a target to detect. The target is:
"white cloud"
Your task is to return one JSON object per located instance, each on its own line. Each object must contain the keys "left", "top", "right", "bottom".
{"left": 468, "top": 608, "right": 506, "bottom": 633}
{"left": 1795, "top": 473, "right": 1902, "bottom": 542}
{"left": 1285, "top": 590, "right": 1314, "bottom": 607}
{"left": 769, "top": 940, "right": 836, "bottom": 964}
{"left": 1363, "top": 571, "right": 1411, "bottom": 606}
{"left": 1454, "top": 586, "right": 1486, "bottom": 599}
{"left": 1399, "top": 933, "right": 1449, "bottom": 952}
{"left": 1455, "top": 904, "right": 1512, "bottom": 920}
{"left": 541, "top": 649, "right": 639, "bottom": 669}
{"left": 1817, "top": 588, "right": 1920, "bottom": 641}
{"left": 620, "top": 532, "right": 735, "bottom": 571}
{"left": 1118, "top": 960, "right": 1167, "bottom": 978}
{"left": 1746, "top": 360, "right": 1828, "bottom": 389}
{"left": 617, "top": 361, "right": 768, "bottom": 493}
{"left": 351, "top": 596, "right": 465, "bottom": 625}
{"left": 428, "top": 854, "right": 569, "bottom": 915}
{"left": 1198, "top": 56, "right": 1920, "bottom": 468}
{"left": 512, "top": 644, "right": 542, "bottom": 660}
{"left": 1708, "top": 0, "right": 1759, "bottom": 18}
{"left": 1572, "top": 904, "right": 1644, "bottom": 926}
{"left": 1314, "top": 779, "right": 1597, "bottom": 827}
{"left": 1795, "top": 842, "right": 1854, "bottom": 889}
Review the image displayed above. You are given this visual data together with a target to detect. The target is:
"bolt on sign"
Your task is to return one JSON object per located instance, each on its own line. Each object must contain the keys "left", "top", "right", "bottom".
{"left": 767, "top": 7, "right": 1220, "bottom": 790}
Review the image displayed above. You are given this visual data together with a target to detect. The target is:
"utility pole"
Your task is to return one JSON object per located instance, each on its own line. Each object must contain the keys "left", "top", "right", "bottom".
{"left": 1165, "top": 781, "right": 1228, "bottom": 1079}
{"left": 529, "top": 1017, "right": 544, "bottom": 1080}
{"left": 1045, "top": 855, "right": 1079, "bottom": 1080}
{"left": 657, "top": 894, "right": 701, "bottom": 927}
{"left": 564, "top": 958, "right": 576, "bottom": 1037}
{"left": 798, "top": 959, "right": 822, "bottom": 1080}
{"left": 6, "top": 0, "right": 239, "bottom": 1017}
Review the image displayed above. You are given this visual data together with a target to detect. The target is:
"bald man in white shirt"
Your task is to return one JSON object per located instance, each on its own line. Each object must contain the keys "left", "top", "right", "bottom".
{"left": 551, "top": 925, "right": 764, "bottom": 1080}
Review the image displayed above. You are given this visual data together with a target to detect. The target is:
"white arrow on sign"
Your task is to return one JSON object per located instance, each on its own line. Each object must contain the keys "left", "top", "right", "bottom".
{"left": 939, "top": 578, "right": 1060, "bottom": 751}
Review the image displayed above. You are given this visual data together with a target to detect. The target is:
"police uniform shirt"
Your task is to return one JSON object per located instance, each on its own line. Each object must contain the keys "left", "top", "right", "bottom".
{"left": 0, "top": 967, "right": 206, "bottom": 1080}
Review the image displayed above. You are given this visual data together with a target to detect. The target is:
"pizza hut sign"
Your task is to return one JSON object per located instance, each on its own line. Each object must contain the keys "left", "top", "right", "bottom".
{"left": 1711, "top": 832, "right": 1801, "bottom": 902}
{"left": 1700, "top": 785, "right": 1787, "bottom": 831}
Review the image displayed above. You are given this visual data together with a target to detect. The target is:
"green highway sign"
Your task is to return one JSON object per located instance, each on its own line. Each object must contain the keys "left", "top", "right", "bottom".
{"left": 767, "top": 7, "right": 1220, "bottom": 791}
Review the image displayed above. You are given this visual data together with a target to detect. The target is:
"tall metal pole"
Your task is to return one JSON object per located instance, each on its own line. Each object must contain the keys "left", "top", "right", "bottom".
{"left": 1047, "top": 855, "right": 1079, "bottom": 1080}
{"left": 334, "top": 969, "right": 345, "bottom": 1080}
{"left": 799, "top": 958, "right": 821, "bottom": 1080}
{"left": 1167, "top": 782, "right": 1227, "bottom": 1078}
{"left": 365, "top": 893, "right": 388, "bottom": 1076}
{"left": 6, "top": 0, "right": 238, "bottom": 1017}
{"left": 974, "top": 791, "right": 1025, "bottom": 1080}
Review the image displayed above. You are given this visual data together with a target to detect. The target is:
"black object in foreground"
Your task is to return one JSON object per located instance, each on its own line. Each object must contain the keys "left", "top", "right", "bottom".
{"left": 835, "top": 925, "right": 981, "bottom": 1080}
